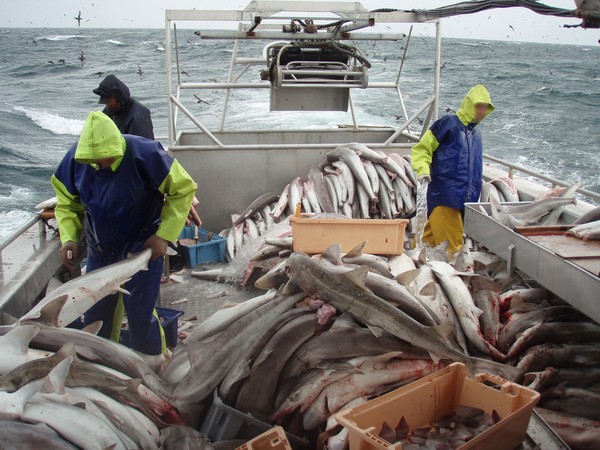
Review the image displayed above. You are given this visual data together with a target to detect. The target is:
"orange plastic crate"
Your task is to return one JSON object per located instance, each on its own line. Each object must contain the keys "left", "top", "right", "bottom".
{"left": 234, "top": 426, "right": 292, "bottom": 450}
{"left": 290, "top": 217, "right": 409, "bottom": 255}
{"left": 336, "top": 362, "right": 540, "bottom": 450}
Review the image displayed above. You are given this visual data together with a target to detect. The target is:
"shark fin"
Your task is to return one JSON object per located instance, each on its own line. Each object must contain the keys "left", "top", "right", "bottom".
{"left": 10, "top": 380, "right": 43, "bottom": 415}
{"left": 366, "top": 324, "right": 385, "bottom": 338}
{"left": 428, "top": 351, "right": 442, "bottom": 365}
{"left": 81, "top": 321, "right": 103, "bottom": 335}
{"left": 341, "top": 265, "right": 369, "bottom": 289}
{"left": 55, "top": 342, "right": 78, "bottom": 361}
{"left": 281, "top": 280, "right": 299, "bottom": 295}
{"left": 40, "top": 356, "right": 72, "bottom": 394}
{"left": 38, "top": 294, "right": 69, "bottom": 327}
{"left": 330, "top": 313, "right": 358, "bottom": 332}
{"left": 127, "top": 378, "right": 142, "bottom": 392}
{"left": 395, "top": 268, "right": 421, "bottom": 286}
{"left": 430, "top": 324, "right": 460, "bottom": 357}
{"left": 219, "top": 300, "right": 240, "bottom": 309}
{"left": 2, "top": 324, "right": 40, "bottom": 355}
{"left": 416, "top": 248, "right": 427, "bottom": 266}
{"left": 116, "top": 286, "right": 131, "bottom": 296}
{"left": 469, "top": 275, "right": 502, "bottom": 293}
{"left": 321, "top": 244, "right": 343, "bottom": 266}
{"left": 344, "top": 241, "right": 368, "bottom": 259}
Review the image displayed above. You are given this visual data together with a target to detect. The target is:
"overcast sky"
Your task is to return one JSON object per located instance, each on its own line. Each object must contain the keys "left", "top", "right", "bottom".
{"left": 2, "top": 0, "right": 598, "bottom": 46}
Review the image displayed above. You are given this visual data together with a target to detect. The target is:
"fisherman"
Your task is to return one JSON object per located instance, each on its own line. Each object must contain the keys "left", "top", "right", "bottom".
{"left": 94, "top": 74, "right": 201, "bottom": 227}
{"left": 412, "top": 84, "right": 494, "bottom": 255}
{"left": 51, "top": 111, "right": 197, "bottom": 354}
{"left": 93, "top": 74, "right": 154, "bottom": 139}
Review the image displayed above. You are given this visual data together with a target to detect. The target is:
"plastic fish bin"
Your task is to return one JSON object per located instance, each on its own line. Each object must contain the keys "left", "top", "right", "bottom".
{"left": 234, "top": 426, "right": 292, "bottom": 450}
{"left": 290, "top": 217, "right": 409, "bottom": 255}
{"left": 178, "top": 226, "right": 226, "bottom": 267}
{"left": 120, "top": 307, "right": 183, "bottom": 349}
{"left": 336, "top": 362, "right": 540, "bottom": 450}
{"left": 200, "top": 390, "right": 308, "bottom": 448}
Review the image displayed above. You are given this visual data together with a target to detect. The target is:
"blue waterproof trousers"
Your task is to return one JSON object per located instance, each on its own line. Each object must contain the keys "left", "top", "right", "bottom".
{"left": 83, "top": 254, "right": 164, "bottom": 355}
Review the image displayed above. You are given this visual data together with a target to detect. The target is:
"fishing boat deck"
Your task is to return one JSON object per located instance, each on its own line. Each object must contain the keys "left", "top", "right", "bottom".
{"left": 159, "top": 265, "right": 260, "bottom": 325}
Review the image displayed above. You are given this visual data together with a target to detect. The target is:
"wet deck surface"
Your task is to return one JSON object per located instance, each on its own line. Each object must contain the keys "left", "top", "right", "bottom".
{"left": 159, "top": 263, "right": 261, "bottom": 338}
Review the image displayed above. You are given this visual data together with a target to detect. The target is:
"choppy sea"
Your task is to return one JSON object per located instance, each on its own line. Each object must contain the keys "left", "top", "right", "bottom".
{"left": 0, "top": 27, "right": 598, "bottom": 239}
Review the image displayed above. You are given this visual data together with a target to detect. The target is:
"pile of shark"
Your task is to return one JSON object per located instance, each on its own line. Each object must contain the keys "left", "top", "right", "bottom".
{"left": 219, "top": 143, "right": 419, "bottom": 261}
{"left": 2, "top": 141, "right": 599, "bottom": 448}
{"left": 183, "top": 239, "right": 600, "bottom": 449}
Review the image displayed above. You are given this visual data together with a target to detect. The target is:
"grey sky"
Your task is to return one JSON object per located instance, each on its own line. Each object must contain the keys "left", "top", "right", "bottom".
{"left": 2, "top": 0, "right": 598, "bottom": 46}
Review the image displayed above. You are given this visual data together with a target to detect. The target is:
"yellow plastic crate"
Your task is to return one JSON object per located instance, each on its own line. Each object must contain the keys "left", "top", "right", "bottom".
{"left": 234, "top": 426, "right": 292, "bottom": 450}
{"left": 336, "top": 362, "right": 540, "bottom": 450}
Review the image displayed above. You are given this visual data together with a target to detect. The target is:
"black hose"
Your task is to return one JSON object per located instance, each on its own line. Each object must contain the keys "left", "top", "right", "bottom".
{"left": 411, "top": 0, "right": 575, "bottom": 19}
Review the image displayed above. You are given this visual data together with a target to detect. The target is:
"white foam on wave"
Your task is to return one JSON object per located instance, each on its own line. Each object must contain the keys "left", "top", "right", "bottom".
{"left": 106, "top": 39, "right": 126, "bottom": 46}
{"left": 39, "top": 35, "right": 87, "bottom": 41}
{"left": 0, "top": 185, "right": 34, "bottom": 205}
{"left": 0, "top": 210, "right": 35, "bottom": 240}
{"left": 14, "top": 106, "right": 84, "bottom": 136}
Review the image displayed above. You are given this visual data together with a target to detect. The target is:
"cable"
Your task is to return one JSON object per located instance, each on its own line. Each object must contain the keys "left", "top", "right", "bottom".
{"left": 410, "top": 0, "right": 575, "bottom": 19}
{"left": 329, "top": 21, "right": 372, "bottom": 68}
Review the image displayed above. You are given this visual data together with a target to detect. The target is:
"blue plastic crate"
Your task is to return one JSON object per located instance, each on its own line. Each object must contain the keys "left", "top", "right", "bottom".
{"left": 178, "top": 226, "right": 226, "bottom": 268}
{"left": 120, "top": 307, "right": 183, "bottom": 349}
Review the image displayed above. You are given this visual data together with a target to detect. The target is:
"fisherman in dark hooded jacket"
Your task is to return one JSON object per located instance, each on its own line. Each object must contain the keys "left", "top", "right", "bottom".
{"left": 93, "top": 74, "right": 154, "bottom": 140}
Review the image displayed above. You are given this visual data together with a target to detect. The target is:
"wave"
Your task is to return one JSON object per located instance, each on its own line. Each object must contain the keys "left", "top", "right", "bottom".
{"left": 0, "top": 210, "right": 35, "bottom": 240}
{"left": 106, "top": 39, "right": 126, "bottom": 46}
{"left": 38, "top": 34, "right": 88, "bottom": 41}
{"left": 14, "top": 106, "right": 84, "bottom": 136}
{"left": 0, "top": 185, "right": 34, "bottom": 205}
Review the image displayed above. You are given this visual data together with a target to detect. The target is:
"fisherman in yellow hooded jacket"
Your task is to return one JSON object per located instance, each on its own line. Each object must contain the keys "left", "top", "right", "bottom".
{"left": 412, "top": 85, "right": 494, "bottom": 255}
{"left": 52, "top": 111, "right": 197, "bottom": 354}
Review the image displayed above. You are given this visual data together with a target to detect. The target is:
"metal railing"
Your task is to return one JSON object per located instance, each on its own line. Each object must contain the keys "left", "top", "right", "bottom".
{"left": 483, "top": 153, "right": 600, "bottom": 203}
{"left": 0, "top": 214, "right": 45, "bottom": 267}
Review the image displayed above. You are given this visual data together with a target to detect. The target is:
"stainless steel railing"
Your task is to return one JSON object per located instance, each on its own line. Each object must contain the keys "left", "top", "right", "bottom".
{"left": 483, "top": 153, "right": 600, "bottom": 204}
{"left": 0, "top": 214, "right": 45, "bottom": 267}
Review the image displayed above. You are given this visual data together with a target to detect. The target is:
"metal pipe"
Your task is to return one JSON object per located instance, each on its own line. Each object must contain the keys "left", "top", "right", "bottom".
{"left": 0, "top": 214, "right": 40, "bottom": 252}
{"left": 395, "top": 25, "right": 412, "bottom": 85}
{"left": 420, "top": 101, "right": 435, "bottom": 135}
{"left": 38, "top": 219, "right": 46, "bottom": 248}
{"left": 396, "top": 85, "right": 409, "bottom": 124}
{"left": 165, "top": 8, "right": 423, "bottom": 23}
{"left": 174, "top": 23, "right": 182, "bottom": 87}
{"left": 348, "top": 90, "right": 358, "bottom": 130}
{"left": 179, "top": 82, "right": 398, "bottom": 89}
{"left": 165, "top": 18, "right": 175, "bottom": 146}
{"left": 433, "top": 20, "right": 442, "bottom": 121}
{"left": 233, "top": 64, "right": 252, "bottom": 83}
{"left": 173, "top": 85, "right": 180, "bottom": 127}
{"left": 220, "top": 27, "right": 241, "bottom": 131}
{"left": 234, "top": 57, "right": 265, "bottom": 65}
{"left": 384, "top": 96, "right": 436, "bottom": 145}
{"left": 198, "top": 30, "right": 408, "bottom": 41}
{"left": 170, "top": 142, "right": 414, "bottom": 151}
{"left": 170, "top": 96, "right": 224, "bottom": 147}
{"left": 483, "top": 153, "right": 600, "bottom": 202}
{"left": 280, "top": 69, "right": 364, "bottom": 76}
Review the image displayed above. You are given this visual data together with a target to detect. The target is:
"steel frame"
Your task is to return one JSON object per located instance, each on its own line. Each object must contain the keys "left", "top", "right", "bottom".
{"left": 164, "top": 1, "right": 442, "bottom": 149}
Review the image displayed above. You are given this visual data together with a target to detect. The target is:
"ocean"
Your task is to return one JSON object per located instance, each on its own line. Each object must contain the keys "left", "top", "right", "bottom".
{"left": 0, "top": 27, "right": 598, "bottom": 239}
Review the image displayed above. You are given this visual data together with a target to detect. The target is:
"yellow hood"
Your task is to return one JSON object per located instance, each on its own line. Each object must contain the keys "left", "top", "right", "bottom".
{"left": 75, "top": 111, "right": 125, "bottom": 166}
{"left": 456, "top": 84, "right": 494, "bottom": 126}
